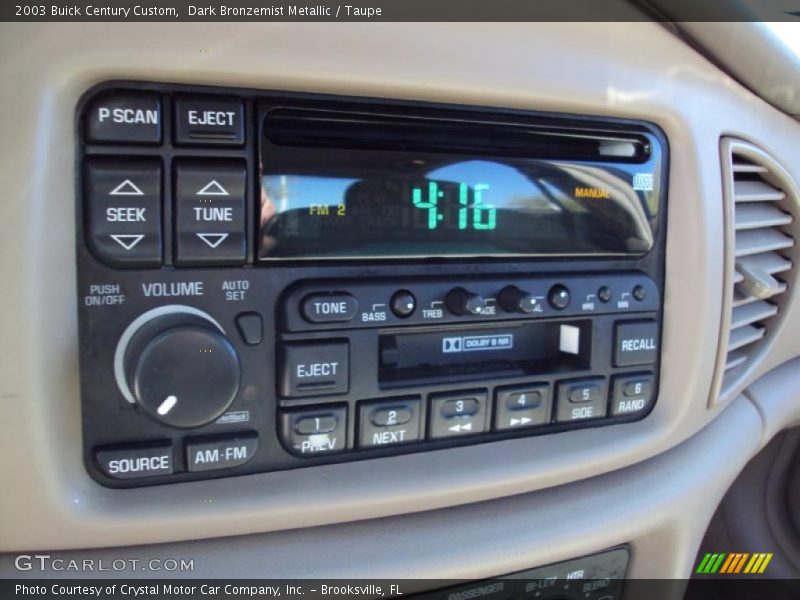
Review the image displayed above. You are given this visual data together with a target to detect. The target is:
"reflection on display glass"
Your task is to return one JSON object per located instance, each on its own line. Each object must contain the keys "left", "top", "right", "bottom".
{"left": 258, "top": 111, "right": 662, "bottom": 260}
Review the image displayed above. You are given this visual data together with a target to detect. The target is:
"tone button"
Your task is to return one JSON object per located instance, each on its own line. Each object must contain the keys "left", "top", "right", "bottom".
{"left": 301, "top": 293, "right": 358, "bottom": 323}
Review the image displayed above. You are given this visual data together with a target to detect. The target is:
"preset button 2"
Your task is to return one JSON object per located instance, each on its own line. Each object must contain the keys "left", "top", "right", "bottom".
{"left": 358, "top": 397, "right": 421, "bottom": 448}
{"left": 84, "top": 158, "right": 162, "bottom": 267}
{"left": 175, "top": 160, "right": 247, "bottom": 266}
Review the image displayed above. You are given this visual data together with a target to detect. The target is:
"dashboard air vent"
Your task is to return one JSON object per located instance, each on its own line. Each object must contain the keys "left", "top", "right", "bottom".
{"left": 719, "top": 139, "right": 796, "bottom": 394}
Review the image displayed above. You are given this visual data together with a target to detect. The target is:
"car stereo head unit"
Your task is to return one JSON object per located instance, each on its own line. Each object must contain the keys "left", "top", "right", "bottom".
{"left": 75, "top": 82, "right": 667, "bottom": 487}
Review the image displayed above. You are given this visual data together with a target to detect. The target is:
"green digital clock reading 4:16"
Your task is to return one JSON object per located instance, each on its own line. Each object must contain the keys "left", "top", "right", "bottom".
{"left": 411, "top": 182, "right": 497, "bottom": 230}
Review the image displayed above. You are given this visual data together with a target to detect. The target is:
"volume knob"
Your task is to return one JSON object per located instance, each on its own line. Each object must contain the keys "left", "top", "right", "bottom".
{"left": 116, "top": 307, "right": 241, "bottom": 429}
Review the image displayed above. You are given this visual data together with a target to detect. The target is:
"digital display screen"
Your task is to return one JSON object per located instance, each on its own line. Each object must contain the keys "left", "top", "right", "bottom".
{"left": 258, "top": 110, "right": 663, "bottom": 260}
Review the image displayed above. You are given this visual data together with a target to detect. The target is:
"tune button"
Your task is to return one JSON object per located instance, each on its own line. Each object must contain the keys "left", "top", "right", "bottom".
{"left": 390, "top": 290, "right": 416, "bottom": 318}
{"left": 548, "top": 284, "right": 571, "bottom": 310}
{"left": 446, "top": 287, "right": 486, "bottom": 316}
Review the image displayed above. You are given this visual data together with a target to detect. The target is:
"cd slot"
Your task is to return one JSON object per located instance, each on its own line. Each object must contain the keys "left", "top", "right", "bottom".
{"left": 378, "top": 319, "right": 592, "bottom": 387}
{"left": 263, "top": 108, "right": 651, "bottom": 162}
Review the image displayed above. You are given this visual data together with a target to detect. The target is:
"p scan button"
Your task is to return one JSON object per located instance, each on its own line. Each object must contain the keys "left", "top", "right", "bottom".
{"left": 85, "top": 91, "right": 161, "bottom": 144}
{"left": 279, "top": 341, "right": 349, "bottom": 397}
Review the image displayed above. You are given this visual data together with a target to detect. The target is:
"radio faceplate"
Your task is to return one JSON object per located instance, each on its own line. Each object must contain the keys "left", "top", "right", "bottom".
{"left": 76, "top": 82, "right": 668, "bottom": 487}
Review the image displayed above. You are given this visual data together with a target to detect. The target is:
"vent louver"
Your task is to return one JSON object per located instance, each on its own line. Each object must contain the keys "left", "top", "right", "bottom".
{"left": 720, "top": 140, "right": 795, "bottom": 392}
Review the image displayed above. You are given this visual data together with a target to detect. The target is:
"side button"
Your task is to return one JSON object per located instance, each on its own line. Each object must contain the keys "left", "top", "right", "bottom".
{"left": 555, "top": 378, "right": 607, "bottom": 423}
{"left": 185, "top": 434, "right": 258, "bottom": 472}
{"left": 95, "top": 443, "right": 173, "bottom": 479}
{"left": 279, "top": 405, "right": 347, "bottom": 456}
{"left": 85, "top": 158, "right": 162, "bottom": 268}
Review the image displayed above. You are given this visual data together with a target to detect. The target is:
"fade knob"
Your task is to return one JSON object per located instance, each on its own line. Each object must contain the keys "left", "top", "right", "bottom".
{"left": 116, "top": 307, "right": 241, "bottom": 429}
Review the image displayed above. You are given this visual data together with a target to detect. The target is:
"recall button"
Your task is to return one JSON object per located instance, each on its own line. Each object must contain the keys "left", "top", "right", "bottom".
{"left": 85, "top": 91, "right": 161, "bottom": 144}
{"left": 174, "top": 96, "right": 244, "bottom": 146}
{"left": 279, "top": 341, "right": 349, "bottom": 397}
{"left": 185, "top": 434, "right": 258, "bottom": 472}
{"left": 614, "top": 320, "right": 659, "bottom": 367}
{"left": 301, "top": 293, "right": 358, "bottom": 323}
{"left": 95, "top": 443, "right": 173, "bottom": 479}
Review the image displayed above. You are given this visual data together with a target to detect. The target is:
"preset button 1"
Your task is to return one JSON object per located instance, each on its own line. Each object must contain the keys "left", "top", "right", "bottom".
{"left": 175, "top": 160, "right": 247, "bottom": 266}
{"left": 279, "top": 341, "right": 349, "bottom": 397}
{"left": 84, "top": 158, "right": 162, "bottom": 267}
{"left": 280, "top": 405, "right": 347, "bottom": 456}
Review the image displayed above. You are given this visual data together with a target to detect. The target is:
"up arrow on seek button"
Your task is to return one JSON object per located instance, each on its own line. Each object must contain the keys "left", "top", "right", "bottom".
{"left": 109, "top": 179, "right": 144, "bottom": 196}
